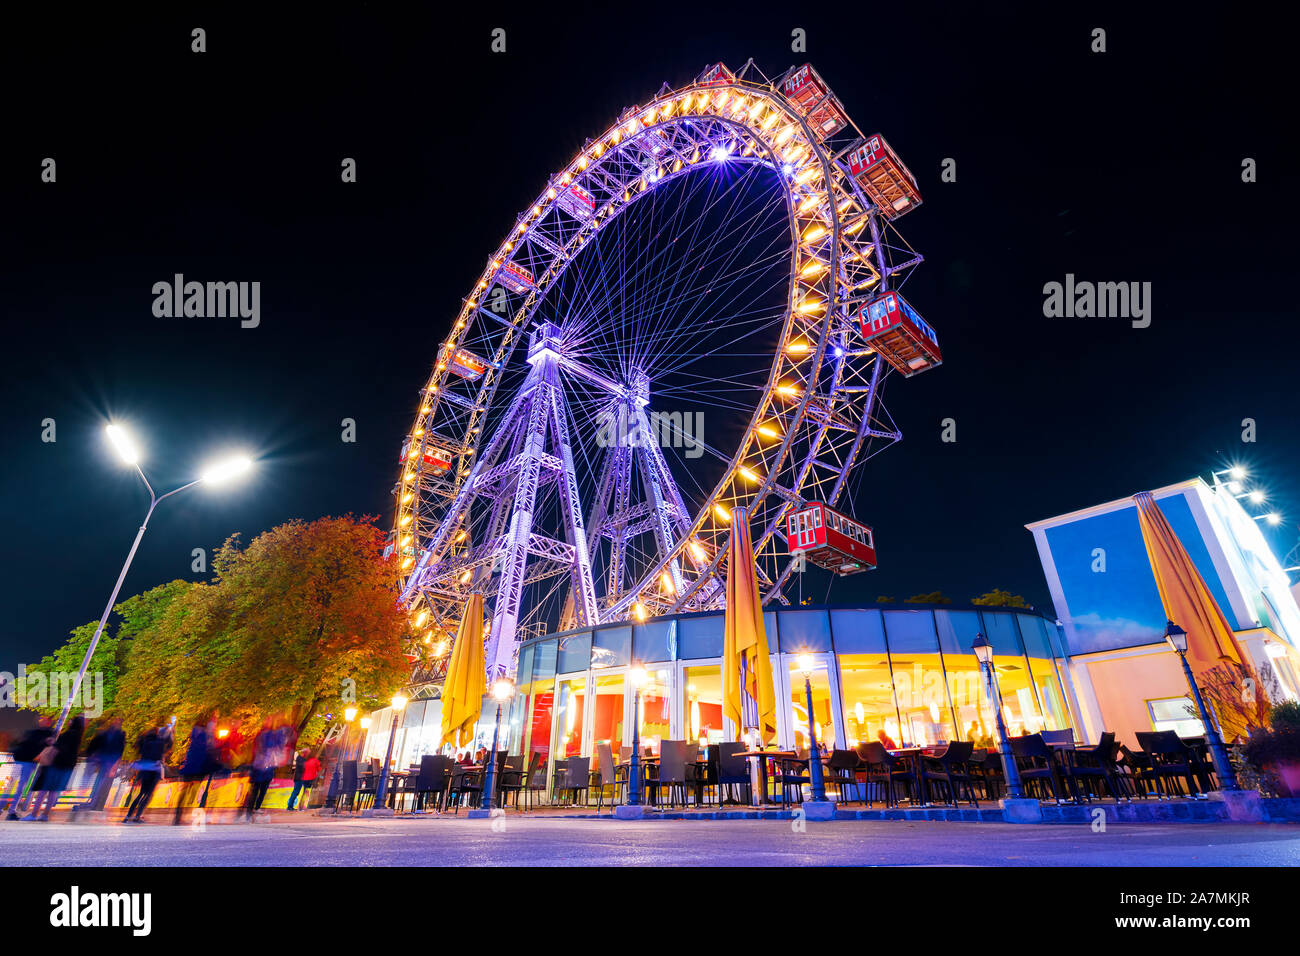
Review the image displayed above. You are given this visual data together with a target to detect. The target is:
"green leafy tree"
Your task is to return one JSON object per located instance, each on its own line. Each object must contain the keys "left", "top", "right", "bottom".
{"left": 972, "top": 589, "right": 1030, "bottom": 609}
{"left": 905, "top": 591, "right": 952, "bottom": 604}
{"left": 875, "top": 596, "right": 895, "bottom": 604}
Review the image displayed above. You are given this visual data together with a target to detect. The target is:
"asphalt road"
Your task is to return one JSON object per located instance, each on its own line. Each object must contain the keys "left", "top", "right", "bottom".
{"left": 3, "top": 816, "right": 1299, "bottom": 866}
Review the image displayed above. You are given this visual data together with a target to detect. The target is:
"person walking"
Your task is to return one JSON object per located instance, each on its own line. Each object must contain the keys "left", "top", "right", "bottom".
{"left": 286, "top": 748, "right": 321, "bottom": 811}
{"left": 76, "top": 717, "right": 126, "bottom": 812}
{"left": 24, "top": 715, "right": 85, "bottom": 821}
{"left": 173, "top": 721, "right": 214, "bottom": 825}
{"left": 123, "top": 725, "right": 169, "bottom": 823}
{"left": 242, "top": 722, "right": 282, "bottom": 821}
{"left": 2, "top": 718, "right": 54, "bottom": 820}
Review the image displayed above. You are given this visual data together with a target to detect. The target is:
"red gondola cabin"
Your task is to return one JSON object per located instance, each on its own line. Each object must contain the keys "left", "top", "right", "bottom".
{"left": 846, "top": 134, "right": 922, "bottom": 219}
{"left": 857, "top": 291, "right": 941, "bottom": 377}
{"left": 697, "top": 62, "right": 735, "bottom": 87}
{"left": 786, "top": 503, "right": 876, "bottom": 575}
{"left": 781, "top": 64, "right": 848, "bottom": 140}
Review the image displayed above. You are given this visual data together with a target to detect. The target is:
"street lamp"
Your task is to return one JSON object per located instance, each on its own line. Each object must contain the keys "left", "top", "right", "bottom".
{"left": 796, "top": 654, "right": 827, "bottom": 803}
{"left": 626, "top": 664, "right": 647, "bottom": 807}
{"left": 55, "top": 424, "right": 253, "bottom": 733}
{"left": 326, "top": 706, "right": 359, "bottom": 810}
{"left": 1164, "top": 621, "right": 1238, "bottom": 791}
{"left": 373, "top": 693, "right": 408, "bottom": 810}
{"left": 482, "top": 678, "right": 515, "bottom": 811}
{"left": 972, "top": 634, "right": 1024, "bottom": 799}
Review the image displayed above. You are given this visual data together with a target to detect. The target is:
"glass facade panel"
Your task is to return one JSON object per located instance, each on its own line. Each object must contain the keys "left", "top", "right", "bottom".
{"left": 882, "top": 612, "right": 952, "bottom": 746}
{"left": 679, "top": 615, "right": 723, "bottom": 660}
{"left": 554, "top": 676, "right": 587, "bottom": 759}
{"left": 1017, "top": 613, "right": 1052, "bottom": 658}
{"left": 532, "top": 639, "right": 557, "bottom": 680}
{"left": 935, "top": 609, "right": 982, "bottom": 657}
{"left": 830, "top": 609, "right": 887, "bottom": 654}
{"left": 684, "top": 665, "right": 724, "bottom": 744}
{"left": 591, "top": 673, "right": 625, "bottom": 750}
{"left": 523, "top": 675, "right": 554, "bottom": 759}
{"left": 943, "top": 652, "right": 998, "bottom": 748}
{"left": 591, "top": 625, "right": 631, "bottom": 668}
{"left": 557, "top": 631, "right": 592, "bottom": 674}
{"left": 980, "top": 609, "right": 1024, "bottom": 656}
{"left": 777, "top": 609, "right": 832, "bottom": 653}
{"left": 789, "top": 659, "right": 836, "bottom": 754}
{"left": 836, "top": 654, "right": 897, "bottom": 747}
{"left": 636, "top": 666, "right": 673, "bottom": 748}
{"left": 633, "top": 620, "right": 674, "bottom": 662}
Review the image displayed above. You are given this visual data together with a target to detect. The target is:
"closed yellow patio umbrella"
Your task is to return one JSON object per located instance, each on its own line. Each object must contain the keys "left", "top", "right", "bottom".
{"left": 1133, "top": 491, "right": 1259, "bottom": 739}
{"left": 721, "top": 507, "right": 778, "bottom": 745}
{"left": 439, "top": 593, "right": 486, "bottom": 749}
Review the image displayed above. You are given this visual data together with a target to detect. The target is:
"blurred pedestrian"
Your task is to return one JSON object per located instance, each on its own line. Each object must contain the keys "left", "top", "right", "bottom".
{"left": 2, "top": 717, "right": 53, "bottom": 820}
{"left": 173, "top": 721, "right": 214, "bottom": 825}
{"left": 24, "top": 715, "right": 85, "bottom": 821}
{"left": 286, "top": 748, "right": 321, "bottom": 811}
{"left": 123, "top": 724, "right": 169, "bottom": 823}
{"left": 76, "top": 717, "right": 126, "bottom": 812}
{"left": 242, "top": 719, "right": 287, "bottom": 821}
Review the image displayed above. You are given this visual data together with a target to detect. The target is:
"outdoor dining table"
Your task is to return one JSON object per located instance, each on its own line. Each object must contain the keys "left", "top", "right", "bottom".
{"left": 735, "top": 750, "right": 796, "bottom": 806}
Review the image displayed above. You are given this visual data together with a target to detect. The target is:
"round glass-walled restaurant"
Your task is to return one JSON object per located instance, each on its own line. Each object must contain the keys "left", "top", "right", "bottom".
{"left": 429, "top": 603, "right": 1079, "bottom": 768}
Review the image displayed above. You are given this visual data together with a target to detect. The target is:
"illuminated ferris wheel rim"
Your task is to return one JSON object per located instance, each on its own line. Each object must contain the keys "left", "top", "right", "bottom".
{"left": 396, "top": 61, "right": 922, "bottom": 642}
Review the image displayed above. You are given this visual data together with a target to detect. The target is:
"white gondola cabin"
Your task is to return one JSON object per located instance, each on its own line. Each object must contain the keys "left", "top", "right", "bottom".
{"left": 556, "top": 182, "right": 596, "bottom": 219}
{"left": 857, "top": 291, "right": 941, "bottom": 377}
{"left": 781, "top": 64, "right": 848, "bottom": 140}
{"left": 846, "top": 134, "right": 922, "bottom": 219}
{"left": 786, "top": 503, "right": 876, "bottom": 575}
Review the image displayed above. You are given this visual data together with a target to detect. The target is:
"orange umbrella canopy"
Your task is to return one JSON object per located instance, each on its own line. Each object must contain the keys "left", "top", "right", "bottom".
{"left": 721, "top": 508, "right": 778, "bottom": 745}
{"left": 1133, "top": 491, "right": 1261, "bottom": 738}
{"left": 439, "top": 594, "right": 486, "bottom": 749}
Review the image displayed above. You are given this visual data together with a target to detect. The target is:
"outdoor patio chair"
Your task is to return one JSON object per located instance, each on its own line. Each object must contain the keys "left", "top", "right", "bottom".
{"left": 413, "top": 755, "right": 453, "bottom": 812}
{"left": 446, "top": 764, "right": 484, "bottom": 814}
{"left": 774, "top": 750, "right": 810, "bottom": 808}
{"left": 651, "top": 740, "right": 691, "bottom": 808}
{"left": 1136, "top": 731, "right": 1203, "bottom": 797}
{"left": 1009, "top": 734, "right": 1068, "bottom": 802}
{"left": 967, "top": 748, "right": 1000, "bottom": 801}
{"left": 498, "top": 753, "right": 531, "bottom": 810}
{"left": 1064, "top": 731, "right": 1125, "bottom": 801}
{"left": 1118, "top": 743, "right": 1158, "bottom": 798}
{"left": 519, "top": 753, "right": 548, "bottom": 811}
{"left": 336, "top": 760, "right": 359, "bottom": 811}
{"left": 561, "top": 756, "right": 591, "bottom": 807}
{"left": 922, "top": 741, "right": 978, "bottom": 807}
{"left": 593, "top": 742, "right": 625, "bottom": 813}
{"left": 824, "top": 750, "right": 863, "bottom": 804}
{"left": 716, "top": 742, "right": 753, "bottom": 805}
{"left": 855, "top": 742, "right": 902, "bottom": 807}
{"left": 1040, "top": 728, "right": 1076, "bottom": 749}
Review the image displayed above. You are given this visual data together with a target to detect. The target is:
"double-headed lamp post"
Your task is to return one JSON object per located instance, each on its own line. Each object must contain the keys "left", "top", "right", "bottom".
{"left": 1164, "top": 621, "right": 1239, "bottom": 791}
{"left": 326, "top": 706, "right": 358, "bottom": 809}
{"left": 373, "top": 693, "right": 408, "bottom": 809}
{"left": 796, "top": 654, "right": 828, "bottom": 802}
{"left": 483, "top": 678, "right": 515, "bottom": 811}
{"left": 56, "top": 424, "right": 252, "bottom": 734}
{"left": 972, "top": 634, "right": 1024, "bottom": 799}
{"left": 627, "top": 664, "right": 647, "bottom": 806}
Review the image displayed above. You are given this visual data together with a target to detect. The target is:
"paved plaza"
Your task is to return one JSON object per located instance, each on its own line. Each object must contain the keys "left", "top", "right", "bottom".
{"left": 3, "top": 814, "right": 1299, "bottom": 866}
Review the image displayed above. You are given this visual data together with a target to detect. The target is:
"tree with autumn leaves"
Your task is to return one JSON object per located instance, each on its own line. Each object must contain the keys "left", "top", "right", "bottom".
{"left": 27, "top": 515, "right": 410, "bottom": 755}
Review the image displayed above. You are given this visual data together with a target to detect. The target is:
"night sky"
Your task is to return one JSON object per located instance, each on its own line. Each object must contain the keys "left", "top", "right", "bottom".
{"left": 3, "top": 3, "right": 1296, "bottom": 703}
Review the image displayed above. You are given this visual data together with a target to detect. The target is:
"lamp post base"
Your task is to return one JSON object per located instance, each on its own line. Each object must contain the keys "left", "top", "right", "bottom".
{"left": 1209, "top": 789, "right": 1263, "bottom": 822}
{"left": 614, "top": 804, "right": 647, "bottom": 820}
{"left": 999, "top": 797, "right": 1042, "bottom": 824}
{"left": 801, "top": 800, "right": 836, "bottom": 821}
{"left": 359, "top": 807, "right": 395, "bottom": 818}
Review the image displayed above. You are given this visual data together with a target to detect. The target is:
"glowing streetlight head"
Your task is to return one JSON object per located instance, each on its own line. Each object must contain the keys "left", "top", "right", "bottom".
{"left": 201, "top": 455, "right": 253, "bottom": 484}
{"left": 392, "top": 693, "right": 408, "bottom": 711}
{"left": 105, "top": 424, "right": 140, "bottom": 465}
{"left": 629, "top": 663, "right": 647, "bottom": 687}
{"left": 796, "top": 653, "right": 815, "bottom": 675}
{"left": 360, "top": 716, "right": 371, "bottom": 730}
{"left": 344, "top": 706, "right": 358, "bottom": 722}
{"left": 492, "top": 678, "right": 514, "bottom": 701}
{"left": 1248, "top": 489, "right": 1266, "bottom": 504}
{"left": 1229, "top": 465, "right": 1247, "bottom": 480}
{"left": 1266, "top": 512, "right": 1282, "bottom": 526}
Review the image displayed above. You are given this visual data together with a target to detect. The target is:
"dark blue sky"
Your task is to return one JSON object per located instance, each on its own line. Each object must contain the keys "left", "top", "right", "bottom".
{"left": 3, "top": 3, "right": 1296, "bottom": 682}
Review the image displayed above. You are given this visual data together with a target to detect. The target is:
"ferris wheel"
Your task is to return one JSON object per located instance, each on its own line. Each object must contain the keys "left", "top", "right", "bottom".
{"left": 392, "top": 61, "right": 941, "bottom": 680}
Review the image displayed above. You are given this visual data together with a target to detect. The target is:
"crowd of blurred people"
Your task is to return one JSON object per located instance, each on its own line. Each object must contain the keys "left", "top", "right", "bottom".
{"left": 1, "top": 712, "right": 314, "bottom": 824}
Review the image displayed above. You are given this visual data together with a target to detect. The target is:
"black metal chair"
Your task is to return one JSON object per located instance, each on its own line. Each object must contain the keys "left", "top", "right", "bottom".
{"left": 967, "top": 748, "right": 1000, "bottom": 801}
{"left": 774, "top": 750, "right": 811, "bottom": 808}
{"left": 412, "top": 755, "right": 453, "bottom": 812}
{"left": 1136, "top": 731, "right": 1204, "bottom": 797}
{"left": 353, "top": 767, "right": 377, "bottom": 811}
{"left": 716, "top": 742, "right": 753, "bottom": 805}
{"left": 1009, "top": 734, "right": 1067, "bottom": 802}
{"left": 651, "top": 741, "right": 691, "bottom": 808}
{"left": 1066, "top": 732, "right": 1126, "bottom": 801}
{"left": 921, "top": 741, "right": 978, "bottom": 807}
{"left": 823, "top": 750, "right": 863, "bottom": 804}
{"left": 1118, "top": 743, "right": 1159, "bottom": 798}
{"left": 446, "top": 764, "right": 485, "bottom": 813}
{"left": 855, "top": 742, "right": 904, "bottom": 807}
{"left": 336, "top": 760, "right": 360, "bottom": 811}
{"left": 593, "top": 743, "right": 625, "bottom": 813}
{"left": 560, "top": 756, "right": 590, "bottom": 806}
{"left": 498, "top": 752, "right": 532, "bottom": 810}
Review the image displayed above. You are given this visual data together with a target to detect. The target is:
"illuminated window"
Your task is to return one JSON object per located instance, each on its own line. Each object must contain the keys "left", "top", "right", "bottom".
{"left": 1148, "top": 697, "right": 1204, "bottom": 737}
